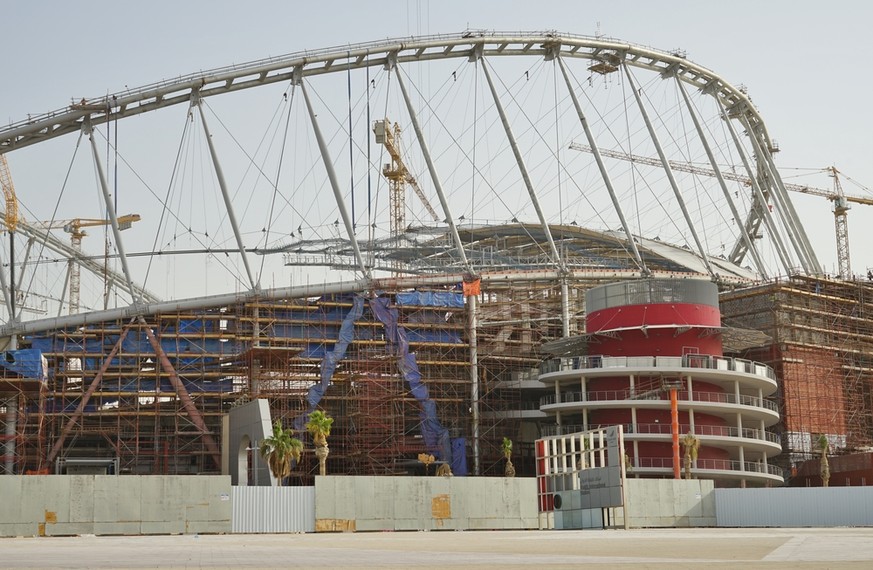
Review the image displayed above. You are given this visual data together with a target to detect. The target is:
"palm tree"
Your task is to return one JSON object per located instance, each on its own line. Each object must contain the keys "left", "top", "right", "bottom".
{"left": 818, "top": 434, "right": 830, "bottom": 487}
{"left": 681, "top": 431, "right": 700, "bottom": 480}
{"left": 502, "top": 437, "right": 516, "bottom": 478}
{"left": 259, "top": 420, "right": 303, "bottom": 486}
{"left": 306, "top": 410, "right": 334, "bottom": 477}
{"left": 418, "top": 453, "right": 435, "bottom": 475}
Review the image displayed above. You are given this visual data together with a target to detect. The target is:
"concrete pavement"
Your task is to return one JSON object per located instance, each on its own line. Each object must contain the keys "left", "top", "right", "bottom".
{"left": 2, "top": 528, "right": 873, "bottom": 569}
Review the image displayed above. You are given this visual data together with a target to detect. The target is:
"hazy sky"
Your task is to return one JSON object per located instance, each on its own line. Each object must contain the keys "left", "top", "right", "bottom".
{"left": 4, "top": 0, "right": 873, "bottom": 306}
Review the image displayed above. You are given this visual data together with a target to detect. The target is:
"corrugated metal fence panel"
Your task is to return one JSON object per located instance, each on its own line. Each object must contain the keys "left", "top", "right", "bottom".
{"left": 715, "top": 487, "right": 873, "bottom": 527}
{"left": 231, "top": 486, "right": 315, "bottom": 533}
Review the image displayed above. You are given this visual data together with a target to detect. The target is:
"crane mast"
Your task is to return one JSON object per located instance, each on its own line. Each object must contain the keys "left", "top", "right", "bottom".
{"left": 829, "top": 167, "right": 851, "bottom": 279}
{"left": 568, "top": 142, "right": 872, "bottom": 279}
{"left": 39, "top": 215, "right": 141, "bottom": 313}
{"left": 373, "top": 118, "right": 440, "bottom": 239}
{"left": 0, "top": 155, "right": 18, "bottom": 328}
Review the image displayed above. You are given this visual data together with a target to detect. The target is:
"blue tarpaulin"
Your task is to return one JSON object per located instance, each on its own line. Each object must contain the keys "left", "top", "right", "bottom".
{"left": 396, "top": 291, "right": 464, "bottom": 308}
{"left": 0, "top": 349, "right": 45, "bottom": 380}
{"left": 451, "top": 438, "right": 468, "bottom": 476}
{"left": 370, "top": 296, "right": 453, "bottom": 466}
{"left": 294, "top": 295, "right": 365, "bottom": 431}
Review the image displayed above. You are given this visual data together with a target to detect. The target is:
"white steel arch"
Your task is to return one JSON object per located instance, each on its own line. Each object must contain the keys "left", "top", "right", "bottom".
{"left": 0, "top": 31, "right": 819, "bottom": 335}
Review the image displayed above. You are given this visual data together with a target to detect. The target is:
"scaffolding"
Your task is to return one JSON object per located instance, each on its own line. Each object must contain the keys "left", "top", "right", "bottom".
{"left": 720, "top": 275, "right": 873, "bottom": 472}
{"left": 10, "top": 255, "right": 873, "bottom": 483}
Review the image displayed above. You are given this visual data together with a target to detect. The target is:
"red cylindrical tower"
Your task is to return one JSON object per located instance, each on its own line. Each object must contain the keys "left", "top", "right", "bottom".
{"left": 584, "top": 280, "right": 730, "bottom": 474}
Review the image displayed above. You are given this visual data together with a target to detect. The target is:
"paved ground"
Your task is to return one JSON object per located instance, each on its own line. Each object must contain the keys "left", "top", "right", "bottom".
{"left": 2, "top": 528, "right": 873, "bottom": 569}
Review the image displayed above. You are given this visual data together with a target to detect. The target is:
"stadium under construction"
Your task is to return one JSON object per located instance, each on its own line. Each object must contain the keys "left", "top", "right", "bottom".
{"left": 2, "top": 32, "right": 872, "bottom": 487}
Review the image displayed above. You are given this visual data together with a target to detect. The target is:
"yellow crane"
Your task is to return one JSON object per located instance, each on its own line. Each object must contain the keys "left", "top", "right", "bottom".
{"left": 568, "top": 142, "right": 873, "bottom": 279}
{"left": 0, "top": 155, "right": 18, "bottom": 232}
{"left": 41, "top": 215, "right": 141, "bottom": 313}
{"left": 373, "top": 118, "right": 440, "bottom": 238}
{"left": 0, "top": 154, "right": 20, "bottom": 324}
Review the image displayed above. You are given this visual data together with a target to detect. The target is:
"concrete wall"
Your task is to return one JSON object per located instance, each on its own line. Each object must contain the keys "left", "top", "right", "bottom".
{"left": 315, "top": 476, "right": 538, "bottom": 532}
{"left": 0, "top": 475, "right": 231, "bottom": 537}
{"left": 623, "top": 479, "right": 716, "bottom": 528}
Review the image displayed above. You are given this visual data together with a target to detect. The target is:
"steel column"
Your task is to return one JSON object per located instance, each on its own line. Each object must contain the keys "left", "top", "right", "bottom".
{"left": 193, "top": 96, "right": 258, "bottom": 290}
{"left": 719, "top": 102, "right": 794, "bottom": 274}
{"left": 468, "top": 293, "right": 480, "bottom": 475}
{"left": 673, "top": 76, "right": 769, "bottom": 280}
{"left": 557, "top": 56, "right": 648, "bottom": 274}
{"left": 479, "top": 59, "right": 566, "bottom": 273}
{"left": 394, "top": 64, "right": 471, "bottom": 272}
{"left": 298, "top": 76, "right": 371, "bottom": 280}
{"left": 85, "top": 121, "right": 139, "bottom": 302}
{"left": 739, "top": 115, "right": 820, "bottom": 274}
{"left": 624, "top": 66, "right": 715, "bottom": 278}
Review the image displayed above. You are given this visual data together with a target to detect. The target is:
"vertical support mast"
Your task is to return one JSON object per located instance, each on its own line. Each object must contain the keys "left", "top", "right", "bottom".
{"left": 193, "top": 94, "right": 259, "bottom": 291}
{"left": 85, "top": 120, "right": 139, "bottom": 303}
{"left": 297, "top": 71, "right": 371, "bottom": 280}
{"left": 623, "top": 66, "right": 715, "bottom": 278}
{"left": 557, "top": 55, "right": 648, "bottom": 275}
{"left": 479, "top": 58, "right": 566, "bottom": 273}
{"left": 673, "top": 76, "right": 769, "bottom": 280}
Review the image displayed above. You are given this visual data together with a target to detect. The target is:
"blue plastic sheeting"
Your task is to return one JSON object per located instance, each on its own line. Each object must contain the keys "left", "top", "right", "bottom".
{"left": 450, "top": 438, "right": 468, "bottom": 476}
{"left": 396, "top": 291, "right": 464, "bottom": 308}
{"left": 404, "top": 329, "right": 462, "bottom": 344}
{"left": 294, "top": 296, "right": 365, "bottom": 431}
{"left": 0, "top": 349, "right": 45, "bottom": 380}
{"left": 370, "top": 297, "right": 453, "bottom": 465}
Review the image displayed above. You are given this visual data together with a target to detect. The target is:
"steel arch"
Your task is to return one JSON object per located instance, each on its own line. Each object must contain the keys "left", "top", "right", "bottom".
{"left": 0, "top": 31, "right": 821, "bottom": 337}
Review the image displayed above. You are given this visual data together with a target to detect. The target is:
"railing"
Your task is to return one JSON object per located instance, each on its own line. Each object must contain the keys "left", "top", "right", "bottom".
{"left": 540, "top": 353, "right": 776, "bottom": 381}
{"left": 541, "top": 423, "right": 780, "bottom": 444}
{"left": 539, "top": 389, "right": 779, "bottom": 413}
{"left": 633, "top": 456, "right": 783, "bottom": 477}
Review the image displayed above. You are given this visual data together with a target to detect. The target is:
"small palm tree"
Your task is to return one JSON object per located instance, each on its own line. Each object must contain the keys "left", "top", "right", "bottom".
{"left": 502, "top": 437, "right": 516, "bottom": 478}
{"left": 306, "top": 410, "right": 334, "bottom": 477}
{"left": 681, "top": 431, "right": 700, "bottom": 480}
{"left": 259, "top": 420, "right": 303, "bottom": 486}
{"left": 818, "top": 434, "right": 830, "bottom": 487}
{"left": 418, "top": 453, "right": 435, "bottom": 475}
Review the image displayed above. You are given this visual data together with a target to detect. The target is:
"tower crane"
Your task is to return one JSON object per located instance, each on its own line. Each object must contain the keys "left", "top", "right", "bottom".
{"left": 373, "top": 118, "right": 440, "bottom": 238}
{"left": 568, "top": 142, "right": 873, "bottom": 279}
{"left": 0, "top": 154, "right": 20, "bottom": 326}
{"left": 39, "top": 215, "right": 141, "bottom": 313}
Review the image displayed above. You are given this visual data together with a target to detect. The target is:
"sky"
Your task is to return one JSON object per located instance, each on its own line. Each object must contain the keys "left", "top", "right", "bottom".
{"left": 3, "top": 0, "right": 873, "bottom": 313}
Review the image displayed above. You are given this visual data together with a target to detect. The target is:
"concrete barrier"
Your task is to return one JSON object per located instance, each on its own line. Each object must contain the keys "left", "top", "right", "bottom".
{"left": 0, "top": 475, "right": 231, "bottom": 537}
{"left": 314, "top": 476, "right": 538, "bottom": 532}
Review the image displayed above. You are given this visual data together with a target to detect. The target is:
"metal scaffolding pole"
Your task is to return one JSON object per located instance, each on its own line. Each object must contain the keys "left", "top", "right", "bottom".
{"left": 193, "top": 95, "right": 258, "bottom": 291}
{"left": 623, "top": 65, "right": 715, "bottom": 278}
{"left": 557, "top": 56, "right": 648, "bottom": 275}
{"left": 673, "top": 75, "right": 769, "bottom": 280}
{"left": 47, "top": 324, "right": 132, "bottom": 464}
{"left": 85, "top": 120, "right": 139, "bottom": 303}
{"left": 297, "top": 74, "right": 371, "bottom": 280}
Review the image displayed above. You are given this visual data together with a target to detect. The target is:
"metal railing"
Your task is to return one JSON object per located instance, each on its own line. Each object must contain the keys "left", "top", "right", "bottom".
{"left": 540, "top": 353, "right": 776, "bottom": 381}
{"left": 633, "top": 456, "right": 783, "bottom": 477}
{"left": 539, "top": 389, "right": 779, "bottom": 413}
{"left": 541, "top": 423, "right": 780, "bottom": 445}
